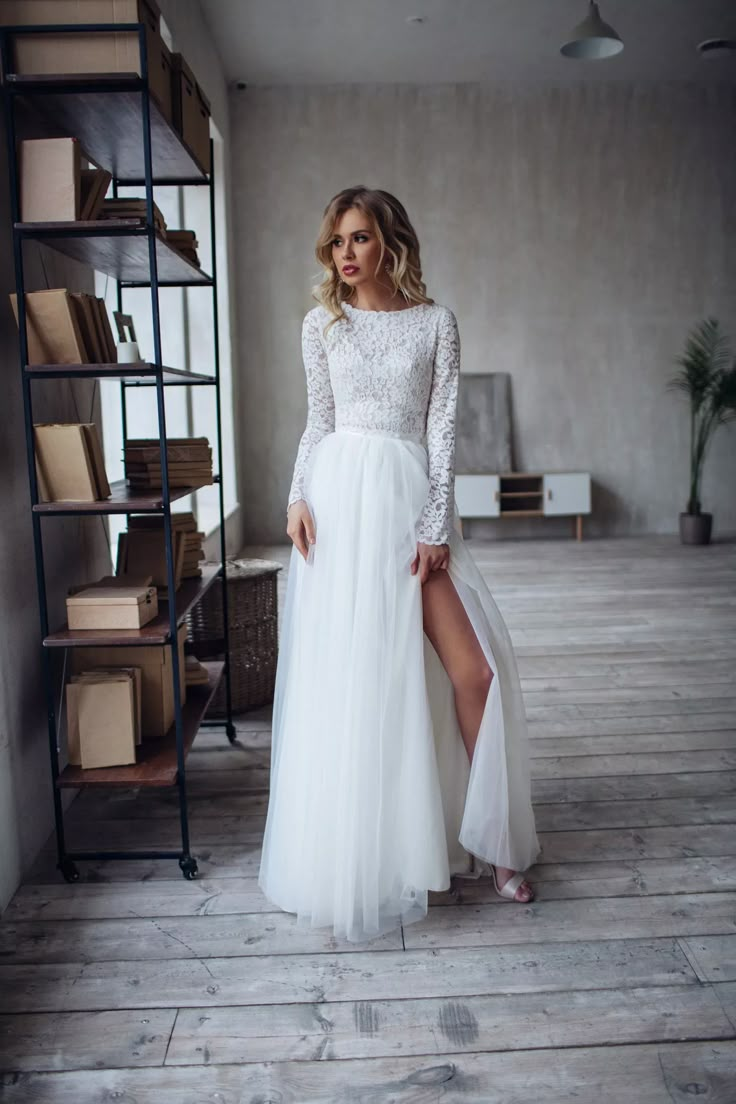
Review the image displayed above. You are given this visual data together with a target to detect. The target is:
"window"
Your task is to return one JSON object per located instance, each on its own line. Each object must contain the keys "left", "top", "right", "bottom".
{"left": 98, "top": 124, "right": 237, "bottom": 562}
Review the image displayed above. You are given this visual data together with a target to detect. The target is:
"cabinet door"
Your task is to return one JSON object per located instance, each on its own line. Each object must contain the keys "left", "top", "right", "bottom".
{"left": 543, "top": 473, "right": 591, "bottom": 516}
{"left": 455, "top": 474, "right": 501, "bottom": 518}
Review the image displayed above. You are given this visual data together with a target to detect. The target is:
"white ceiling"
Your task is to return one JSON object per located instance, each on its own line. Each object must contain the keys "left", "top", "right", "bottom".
{"left": 200, "top": 0, "right": 736, "bottom": 86}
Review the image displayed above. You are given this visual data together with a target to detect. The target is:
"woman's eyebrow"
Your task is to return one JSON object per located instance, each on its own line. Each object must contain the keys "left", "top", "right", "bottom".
{"left": 333, "top": 229, "right": 372, "bottom": 237}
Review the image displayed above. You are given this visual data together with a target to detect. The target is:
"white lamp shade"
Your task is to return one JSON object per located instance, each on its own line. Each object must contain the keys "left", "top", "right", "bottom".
{"left": 561, "top": 2, "right": 624, "bottom": 60}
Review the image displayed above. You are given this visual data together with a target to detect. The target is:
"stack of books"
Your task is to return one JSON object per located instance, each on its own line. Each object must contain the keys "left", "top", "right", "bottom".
{"left": 123, "top": 437, "right": 213, "bottom": 489}
{"left": 185, "top": 654, "right": 211, "bottom": 687}
{"left": 166, "top": 230, "right": 199, "bottom": 266}
{"left": 128, "top": 512, "right": 205, "bottom": 578}
{"left": 99, "top": 197, "right": 167, "bottom": 234}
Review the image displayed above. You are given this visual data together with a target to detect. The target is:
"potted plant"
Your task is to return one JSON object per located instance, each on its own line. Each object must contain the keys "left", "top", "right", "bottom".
{"left": 668, "top": 317, "right": 736, "bottom": 545}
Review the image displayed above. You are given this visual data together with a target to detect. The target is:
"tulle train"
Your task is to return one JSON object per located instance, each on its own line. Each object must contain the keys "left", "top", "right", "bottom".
{"left": 258, "top": 427, "right": 541, "bottom": 942}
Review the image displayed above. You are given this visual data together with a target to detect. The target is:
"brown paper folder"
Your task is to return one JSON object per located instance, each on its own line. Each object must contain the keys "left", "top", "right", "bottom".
{"left": 66, "top": 666, "right": 142, "bottom": 765}
{"left": 33, "top": 423, "right": 110, "bottom": 502}
{"left": 94, "top": 297, "right": 117, "bottom": 361}
{"left": 70, "top": 293, "right": 103, "bottom": 363}
{"left": 81, "top": 423, "right": 112, "bottom": 498}
{"left": 34, "top": 424, "right": 98, "bottom": 502}
{"left": 77, "top": 676, "right": 136, "bottom": 769}
{"left": 10, "top": 289, "right": 87, "bottom": 365}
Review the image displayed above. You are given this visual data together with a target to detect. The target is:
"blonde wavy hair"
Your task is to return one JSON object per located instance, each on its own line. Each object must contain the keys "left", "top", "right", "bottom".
{"left": 311, "top": 186, "right": 434, "bottom": 333}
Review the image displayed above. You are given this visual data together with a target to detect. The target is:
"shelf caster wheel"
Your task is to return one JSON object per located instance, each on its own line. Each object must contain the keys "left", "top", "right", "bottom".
{"left": 226, "top": 721, "right": 237, "bottom": 744}
{"left": 59, "top": 858, "right": 79, "bottom": 884}
{"left": 179, "top": 856, "right": 199, "bottom": 880}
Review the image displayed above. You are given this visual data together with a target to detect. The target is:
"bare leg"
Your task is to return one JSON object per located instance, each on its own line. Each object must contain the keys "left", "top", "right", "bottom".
{"left": 422, "top": 569, "right": 534, "bottom": 902}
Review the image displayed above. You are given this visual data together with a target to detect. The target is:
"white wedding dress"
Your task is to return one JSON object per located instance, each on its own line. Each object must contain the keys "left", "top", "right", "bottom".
{"left": 258, "top": 300, "right": 541, "bottom": 943}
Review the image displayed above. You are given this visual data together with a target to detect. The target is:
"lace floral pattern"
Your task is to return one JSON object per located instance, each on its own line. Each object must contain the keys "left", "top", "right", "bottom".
{"left": 287, "top": 301, "right": 461, "bottom": 544}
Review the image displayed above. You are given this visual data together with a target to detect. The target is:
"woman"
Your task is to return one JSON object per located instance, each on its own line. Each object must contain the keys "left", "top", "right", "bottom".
{"left": 258, "top": 186, "right": 541, "bottom": 943}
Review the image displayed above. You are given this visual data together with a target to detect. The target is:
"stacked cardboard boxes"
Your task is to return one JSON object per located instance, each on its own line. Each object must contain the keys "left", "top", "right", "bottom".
{"left": 70, "top": 622, "right": 187, "bottom": 740}
{"left": 0, "top": 0, "right": 173, "bottom": 124}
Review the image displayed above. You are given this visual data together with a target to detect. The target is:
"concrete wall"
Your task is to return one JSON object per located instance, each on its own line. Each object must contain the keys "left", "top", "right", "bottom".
{"left": 231, "top": 81, "right": 736, "bottom": 543}
{"left": 0, "top": 124, "right": 111, "bottom": 911}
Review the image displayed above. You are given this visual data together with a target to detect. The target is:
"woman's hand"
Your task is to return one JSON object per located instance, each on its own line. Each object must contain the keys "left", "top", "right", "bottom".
{"left": 410, "top": 542, "right": 449, "bottom": 584}
{"left": 287, "top": 499, "right": 316, "bottom": 562}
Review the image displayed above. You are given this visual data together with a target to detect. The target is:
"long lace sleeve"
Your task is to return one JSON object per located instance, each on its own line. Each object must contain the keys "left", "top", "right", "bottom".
{"left": 416, "top": 307, "right": 461, "bottom": 544}
{"left": 287, "top": 309, "right": 335, "bottom": 512}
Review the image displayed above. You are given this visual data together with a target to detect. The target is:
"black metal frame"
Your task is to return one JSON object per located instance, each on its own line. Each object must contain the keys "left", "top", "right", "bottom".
{"left": 1, "top": 21, "right": 234, "bottom": 882}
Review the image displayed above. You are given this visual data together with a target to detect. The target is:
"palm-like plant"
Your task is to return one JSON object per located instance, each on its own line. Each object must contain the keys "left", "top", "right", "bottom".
{"left": 668, "top": 318, "right": 736, "bottom": 516}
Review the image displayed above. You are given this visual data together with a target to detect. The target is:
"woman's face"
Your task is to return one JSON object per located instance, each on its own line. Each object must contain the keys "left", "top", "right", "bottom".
{"left": 331, "top": 207, "right": 385, "bottom": 291}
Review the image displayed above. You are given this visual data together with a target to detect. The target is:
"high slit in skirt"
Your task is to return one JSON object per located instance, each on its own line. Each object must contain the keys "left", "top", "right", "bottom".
{"left": 258, "top": 426, "right": 542, "bottom": 943}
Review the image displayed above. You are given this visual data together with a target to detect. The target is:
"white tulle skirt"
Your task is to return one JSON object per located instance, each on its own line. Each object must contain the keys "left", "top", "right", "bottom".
{"left": 258, "top": 426, "right": 541, "bottom": 943}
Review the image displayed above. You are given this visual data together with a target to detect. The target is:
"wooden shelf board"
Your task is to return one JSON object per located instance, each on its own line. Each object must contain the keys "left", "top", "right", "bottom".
{"left": 44, "top": 563, "right": 220, "bottom": 647}
{"left": 11, "top": 79, "right": 207, "bottom": 182}
{"left": 500, "top": 491, "right": 543, "bottom": 498}
{"left": 500, "top": 510, "right": 545, "bottom": 518}
{"left": 33, "top": 478, "right": 203, "bottom": 515}
{"left": 26, "top": 362, "right": 215, "bottom": 384}
{"left": 56, "top": 660, "right": 224, "bottom": 788}
{"left": 498, "top": 472, "right": 543, "bottom": 479}
{"left": 15, "top": 221, "right": 212, "bottom": 285}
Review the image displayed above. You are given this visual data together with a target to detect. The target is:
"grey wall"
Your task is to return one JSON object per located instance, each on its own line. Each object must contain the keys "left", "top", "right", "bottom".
{"left": 231, "top": 81, "right": 736, "bottom": 543}
{"left": 0, "top": 124, "right": 111, "bottom": 911}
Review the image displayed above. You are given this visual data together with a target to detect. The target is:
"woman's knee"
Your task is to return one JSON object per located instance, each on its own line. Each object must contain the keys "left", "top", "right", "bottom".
{"left": 453, "top": 659, "right": 493, "bottom": 700}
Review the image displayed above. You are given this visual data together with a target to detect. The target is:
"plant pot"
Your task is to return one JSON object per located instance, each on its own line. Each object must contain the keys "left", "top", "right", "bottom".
{"left": 679, "top": 512, "right": 712, "bottom": 545}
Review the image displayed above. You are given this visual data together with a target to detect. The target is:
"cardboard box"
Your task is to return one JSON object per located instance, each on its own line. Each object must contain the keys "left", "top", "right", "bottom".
{"left": 20, "top": 138, "right": 81, "bottom": 222}
{"left": 71, "top": 622, "right": 187, "bottom": 739}
{"left": 171, "top": 52, "right": 210, "bottom": 174}
{"left": 0, "top": 1, "right": 171, "bottom": 122}
{"left": 66, "top": 583, "right": 158, "bottom": 630}
{"left": 66, "top": 665, "right": 141, "bottom": 766}
{"left": 10, "top": 289, "right": 88, "bottom": 365}
{"left": 33, "top": 422, "right": 110, "bottom": 501}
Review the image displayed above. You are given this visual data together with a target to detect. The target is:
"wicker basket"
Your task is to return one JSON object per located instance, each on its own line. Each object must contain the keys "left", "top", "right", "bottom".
{"left": 187, "top": 557, "right": 283, "bottom": 715}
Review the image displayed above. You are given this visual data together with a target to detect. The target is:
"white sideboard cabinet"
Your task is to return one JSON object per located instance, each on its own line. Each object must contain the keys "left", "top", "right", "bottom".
{"left": 455, "top": 471, "right": 591, "bottom": 540}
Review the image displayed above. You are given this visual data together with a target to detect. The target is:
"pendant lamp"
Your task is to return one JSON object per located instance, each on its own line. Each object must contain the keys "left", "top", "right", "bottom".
{"left": 561, "top": 1, "right": 624, "bottom": 60}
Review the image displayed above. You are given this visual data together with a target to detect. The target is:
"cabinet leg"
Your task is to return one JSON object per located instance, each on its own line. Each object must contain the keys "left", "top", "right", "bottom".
{"left": 576, "top": 515, "right": 583, "bottom": 541}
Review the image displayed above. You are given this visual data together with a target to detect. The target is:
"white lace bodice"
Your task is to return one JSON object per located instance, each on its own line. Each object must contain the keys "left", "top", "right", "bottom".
{"left": 287, "top": 300, "right": 461, "bottom": 544}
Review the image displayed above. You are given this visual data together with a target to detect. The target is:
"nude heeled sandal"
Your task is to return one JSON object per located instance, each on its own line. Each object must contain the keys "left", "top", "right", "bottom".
{"left": 452, "top": 855, "right": 534, "bottom": 901}
{"left": 489, "top": 864, "right": 535, "bottom": 902}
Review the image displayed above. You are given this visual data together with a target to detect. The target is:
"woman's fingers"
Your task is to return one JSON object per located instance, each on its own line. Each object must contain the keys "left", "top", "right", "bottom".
{"left": 303, "top": 513, "right": 316, "bottom": 547}
{"left": 286, "top": 502, "right": 316, "bottom": 562}
{"left": 413, "top": 543, "right": 450, "bottom": 584}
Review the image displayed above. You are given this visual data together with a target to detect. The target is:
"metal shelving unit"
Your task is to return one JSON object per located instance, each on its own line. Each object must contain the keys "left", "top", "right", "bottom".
{"left": 1, "top": 20, "right": 235, "bottom": 882}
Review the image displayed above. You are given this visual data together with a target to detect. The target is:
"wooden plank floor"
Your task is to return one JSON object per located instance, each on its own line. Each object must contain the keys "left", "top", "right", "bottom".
{"left": 1, "top": 535, "right": 735, "bottom": 1102}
